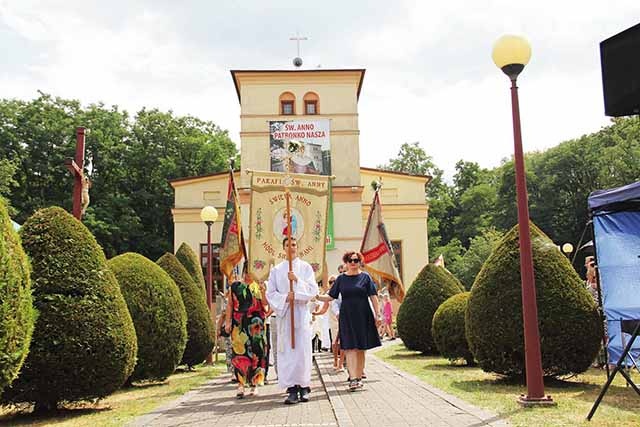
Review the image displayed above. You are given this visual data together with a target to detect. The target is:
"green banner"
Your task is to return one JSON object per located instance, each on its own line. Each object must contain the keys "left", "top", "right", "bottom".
{"left": 326, "top": 181, "right": 335, "bottom": 250}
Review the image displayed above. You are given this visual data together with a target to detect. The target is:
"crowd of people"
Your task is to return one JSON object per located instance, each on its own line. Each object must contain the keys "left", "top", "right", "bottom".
{"left": 215, "top": 237, "right": 397, "bottom": 404}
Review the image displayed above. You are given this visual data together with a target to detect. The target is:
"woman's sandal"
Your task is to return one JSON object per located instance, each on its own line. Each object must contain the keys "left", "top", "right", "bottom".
{"left": 236, "top": 389, "right": 245, "bottom": 399}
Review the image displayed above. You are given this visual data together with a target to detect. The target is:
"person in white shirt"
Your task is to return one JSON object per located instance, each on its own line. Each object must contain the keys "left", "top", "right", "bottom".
{"left": 266, "top": 237, "right": 318, "bottom": 404}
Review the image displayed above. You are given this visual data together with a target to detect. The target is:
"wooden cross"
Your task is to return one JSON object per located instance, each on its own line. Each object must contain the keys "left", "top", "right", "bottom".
{"left": 289, "top": 31, "right": 308, "bottom": 57}
{"left": 64, "top": 127, "right": 86, "bottom": 220}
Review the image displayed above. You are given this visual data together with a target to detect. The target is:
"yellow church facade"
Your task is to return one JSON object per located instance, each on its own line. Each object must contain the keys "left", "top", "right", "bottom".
{"left": 170, "top": 69, "right": 430, "bottom": 288}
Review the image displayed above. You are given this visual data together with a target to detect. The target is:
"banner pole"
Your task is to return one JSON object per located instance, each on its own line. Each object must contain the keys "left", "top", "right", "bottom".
{"left": 285, "top": 186, "right": 296, "bottom": 349}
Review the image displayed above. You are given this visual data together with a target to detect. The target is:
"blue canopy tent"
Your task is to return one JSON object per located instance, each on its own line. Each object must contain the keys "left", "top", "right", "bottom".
{"left": 588, "top": 181, "right": 640, "bottom": 365}
{"left": 587, "top": 181, "right": 640, "bottom": 420}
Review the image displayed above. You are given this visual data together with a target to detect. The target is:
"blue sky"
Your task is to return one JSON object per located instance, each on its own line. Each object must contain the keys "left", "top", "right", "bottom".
{"left": 1, "top": 1, "right": 639, "bottom": 179}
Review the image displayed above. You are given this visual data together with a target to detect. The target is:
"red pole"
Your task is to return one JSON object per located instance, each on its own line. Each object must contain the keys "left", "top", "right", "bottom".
{"left": 72, "top": 127, "right": 86, "bottom": 219}
{"left": 206, "top": 222, "right": 214, "bottom": 364}
{"left": 510, "top": 78, "right": 550, "bottom": 404}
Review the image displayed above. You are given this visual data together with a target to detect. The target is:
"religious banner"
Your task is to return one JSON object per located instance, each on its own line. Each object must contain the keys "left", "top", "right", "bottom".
{"left": 269, "top": 119, "right": 331, "bottom": 175}
{"left": 249, "top": 170, "right": 330, "bottom": 282}
{"left": 219, "top": 169, "right": 246, "bottom": 280}
{"left": 360, "top": 188, "right": 405, "bottom": 302}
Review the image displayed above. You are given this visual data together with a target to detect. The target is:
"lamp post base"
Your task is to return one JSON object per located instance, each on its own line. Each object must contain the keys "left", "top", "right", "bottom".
{"left": 517, "top": 394, "right": 556, "bottom": 407}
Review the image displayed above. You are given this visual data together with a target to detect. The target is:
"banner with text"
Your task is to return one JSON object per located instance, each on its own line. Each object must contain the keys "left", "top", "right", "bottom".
{"left": 249, "top": 170, "right": 330, "bottom": 282}
{"left": 269, "top": 119, "right": 331, "bottom": 175}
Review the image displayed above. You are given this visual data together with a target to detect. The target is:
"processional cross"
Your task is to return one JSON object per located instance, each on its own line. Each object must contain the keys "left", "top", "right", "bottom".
{"left": 283, "top": 140, "right": 304, "bottom": 348}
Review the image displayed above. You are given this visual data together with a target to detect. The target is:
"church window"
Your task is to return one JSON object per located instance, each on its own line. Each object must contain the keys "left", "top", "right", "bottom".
{"left": 279, "top": 92, "right": 296, "bottom": 115}
{"left": 305, "top": 101, "right": 317, "bottom": 115}
{"left": 281, "top": 101, "right": 294, "bottom": 115}
{"left": 303, "top": 92, "right": 320, "bottom": 115}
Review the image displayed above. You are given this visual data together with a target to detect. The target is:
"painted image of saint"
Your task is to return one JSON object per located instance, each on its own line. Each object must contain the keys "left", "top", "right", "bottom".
{"left": 290, "top": 144, "right": 319, "bottom": 175}
{"left": 273, "top": 208, "right": 304, "bottom": 240}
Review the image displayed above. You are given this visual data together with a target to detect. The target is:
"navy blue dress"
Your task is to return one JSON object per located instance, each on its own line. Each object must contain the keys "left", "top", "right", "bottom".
{"left": 329, "top": 272, "right": 381, "bottom": 350}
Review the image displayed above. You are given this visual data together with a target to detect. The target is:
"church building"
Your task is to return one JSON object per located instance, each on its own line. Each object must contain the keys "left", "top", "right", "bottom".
{"left": 170, "top": 68, "right": 430, "bottom": 289}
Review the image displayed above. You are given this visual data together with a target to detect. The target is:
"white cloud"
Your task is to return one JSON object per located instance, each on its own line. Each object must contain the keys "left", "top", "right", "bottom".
{"left": 0, "top": 0, "right": 638, "bottom": 180}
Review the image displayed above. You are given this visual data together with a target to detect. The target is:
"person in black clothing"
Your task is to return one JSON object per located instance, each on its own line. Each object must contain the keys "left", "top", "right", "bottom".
{"left": 317, "top": 251, "right": 381, "bottom": 391}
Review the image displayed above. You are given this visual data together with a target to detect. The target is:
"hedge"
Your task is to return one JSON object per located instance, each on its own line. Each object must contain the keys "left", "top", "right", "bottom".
{"left": 465, "top": 221, "right": 602, "bottom": 378}
{"left": 109, "top": 253, "right": 187, "bottom": 381}
{"left": 2, "top": 207, "right": 137, "bottom": 410}
{"left": 157, "top": 253, "right": 214, "bottom": 367}
{"left": 0, "top": 199, "right": 34, "bottom": 395}
{"left": 396, "top": 264, "right": 462, "bottom": 353}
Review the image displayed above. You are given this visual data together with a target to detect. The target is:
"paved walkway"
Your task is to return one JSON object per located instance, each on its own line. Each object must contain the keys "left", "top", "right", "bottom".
{"left": 129, "top": 343, "right": 507, "bottom": 427}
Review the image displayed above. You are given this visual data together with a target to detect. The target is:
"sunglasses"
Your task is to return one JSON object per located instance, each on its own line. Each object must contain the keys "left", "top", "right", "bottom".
{"left": 347, "top": 258, "right": 360, "bottom": 264}
{"left": 329, "top": 280, "right": 335, "bottom": 284}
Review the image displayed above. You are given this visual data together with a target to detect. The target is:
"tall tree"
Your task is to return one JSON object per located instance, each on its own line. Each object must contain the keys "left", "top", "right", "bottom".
{"left": 0, "top": 94, "right": 238, "bottom": 260}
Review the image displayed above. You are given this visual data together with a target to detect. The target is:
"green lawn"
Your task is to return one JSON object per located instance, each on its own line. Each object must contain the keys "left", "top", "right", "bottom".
{"left": 0, "top": 362, "right": 226, "bottom": 426}
{"left": 376, "top": 344, "right": 640, "bottom": 427}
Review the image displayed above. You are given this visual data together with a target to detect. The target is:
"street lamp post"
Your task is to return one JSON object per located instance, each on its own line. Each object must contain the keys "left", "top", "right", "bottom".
{"left": 561, "top": 243, "right": 574, "bottom": 259}
{"left": 200, "top": 205, "right": 218, "bottom": 365}
{"left": 492, "top": 35, "right": 554, "bottom": 406}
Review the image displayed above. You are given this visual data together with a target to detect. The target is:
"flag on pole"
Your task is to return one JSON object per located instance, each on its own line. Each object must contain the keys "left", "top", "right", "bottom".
{"left": 360, "top": 189, "right": 405, "bottom": 302}
{"left": 433, "top": 254, "right": 445, "bottom": 268}
{"left": 220, "top": 170, "right": 246, "bottom": 280}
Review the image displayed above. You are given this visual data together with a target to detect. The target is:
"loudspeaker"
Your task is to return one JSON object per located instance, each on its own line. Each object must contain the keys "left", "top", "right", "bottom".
{"left": 600, "top": 23, "right": 640, "bottom": 117}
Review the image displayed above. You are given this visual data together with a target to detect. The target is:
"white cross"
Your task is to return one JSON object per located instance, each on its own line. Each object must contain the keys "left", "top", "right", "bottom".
{"left": 289, "top": 31, "right": 308, "bottom": 57}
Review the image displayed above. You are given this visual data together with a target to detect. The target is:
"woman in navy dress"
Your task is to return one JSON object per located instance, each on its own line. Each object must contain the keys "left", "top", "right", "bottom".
{"left": 317, "top": 251, "right": 381, "bottom": 391}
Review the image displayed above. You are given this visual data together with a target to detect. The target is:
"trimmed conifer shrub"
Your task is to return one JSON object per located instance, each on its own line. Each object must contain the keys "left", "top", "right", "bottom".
{"left": 157, "top": 253, "right": 214, "bottom": 368}
{"left": 431, "top": 292, "right": 474, "bottom": 365}
{"left": 108, "top": 253, "right": 187, "bottom": 382}
{"left": 2, "top": 207, "right": 137, "bottom": 410}
{"left": 396, "top": 264, "right": 462, "bottom": 353}
{"left": 465, "top": 222, "right": 602, "bottom": 378}
{"left": 175, "top": 242, "right": 206, "bottom": 295}
{"left": 0, "top": 199, "right": 34, "bottom": 395}
{"left": 442, "top": 267, "right": 465, "bottom": 293}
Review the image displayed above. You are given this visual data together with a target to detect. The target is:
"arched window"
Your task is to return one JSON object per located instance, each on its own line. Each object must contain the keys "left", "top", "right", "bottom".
{"left": 279, "top": 92, "right": 295, "bottom": 115}
{"left": 303, "top": 92, "right": 319, "bottom": 115}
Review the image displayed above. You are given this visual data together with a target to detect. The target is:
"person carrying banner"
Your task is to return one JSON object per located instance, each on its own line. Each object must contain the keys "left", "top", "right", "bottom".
{"left": 266, "top": 237, "right": 318, "bottom": 404}
{"left": 317, "top": 251, "right": 382, "bottom": 391}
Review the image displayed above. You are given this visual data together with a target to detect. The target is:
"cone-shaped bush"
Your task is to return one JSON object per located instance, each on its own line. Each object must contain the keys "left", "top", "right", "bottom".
{"left": 0, "top": 199, "right": 34, "bottom": 395}
{"left": 432, "top": 292, "right": 474, "bottom": 365}
{"left": 109, "top": 253, "right": 188, "bottom": 382}
{"left": 157, "top": 253, "right": 214, "bottom": 367}
{"left": 2, "top": 207, "right": 137, "bottom": 410}
{"left": 397, "top": 264, "right": 462, "bottom": 353}
{"left": 175, "top": 242, "right": 206, "bottom": 295}
{"left": 465, "top": 222, "right": 601, "bottom": 378}
{"left": 442, "top": 267, "right": 465, "bottom": 293}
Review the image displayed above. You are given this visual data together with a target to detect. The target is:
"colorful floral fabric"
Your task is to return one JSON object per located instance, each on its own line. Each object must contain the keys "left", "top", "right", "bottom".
{"left": 230, "top": 280, "right": 267, "bottom": 386}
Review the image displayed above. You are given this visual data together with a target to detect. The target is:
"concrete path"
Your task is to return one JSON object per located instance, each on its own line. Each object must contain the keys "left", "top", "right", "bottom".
{"left": 129, "top": 343, "right": 507, "bottom": 427}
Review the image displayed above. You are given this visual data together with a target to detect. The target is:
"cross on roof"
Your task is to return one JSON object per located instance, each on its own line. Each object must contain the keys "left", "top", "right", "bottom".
{"left": 289, "top": 31, "right": 308, "bottom": 57}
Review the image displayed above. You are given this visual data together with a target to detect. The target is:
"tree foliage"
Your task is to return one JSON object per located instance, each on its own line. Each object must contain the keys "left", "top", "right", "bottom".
{"left": 175, "top": 242, "right": 206, "bottom": 294}
{"left": 465, "top": 222, "right": 601, "bottom": 378}
{"left": 396, "top": 264, "right": 462, "bottom": 354}
{"left": 108, "top": 253, "right": 187, "bottom": 382}
{"left": 0, "top": 93, "right": 237, "bottom": 260}
{"left": 382, "top": 118, "right": 640, "bottom": 281}
{"left": 431, "top": 292, "right": 474, "bottom": 365}
{"left": 2, "top": 207, "right": 137, "bottom": 410}
{"left": 0, "top": 198, "right": 34, "bottom": 395}
{"left": 157, "top": 253, "right": 214, "bottom": 368}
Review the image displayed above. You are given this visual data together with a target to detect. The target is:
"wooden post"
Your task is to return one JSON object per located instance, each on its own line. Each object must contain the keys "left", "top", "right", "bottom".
{"left": 285, "top": 188, "right": 296, "bottom": 349}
